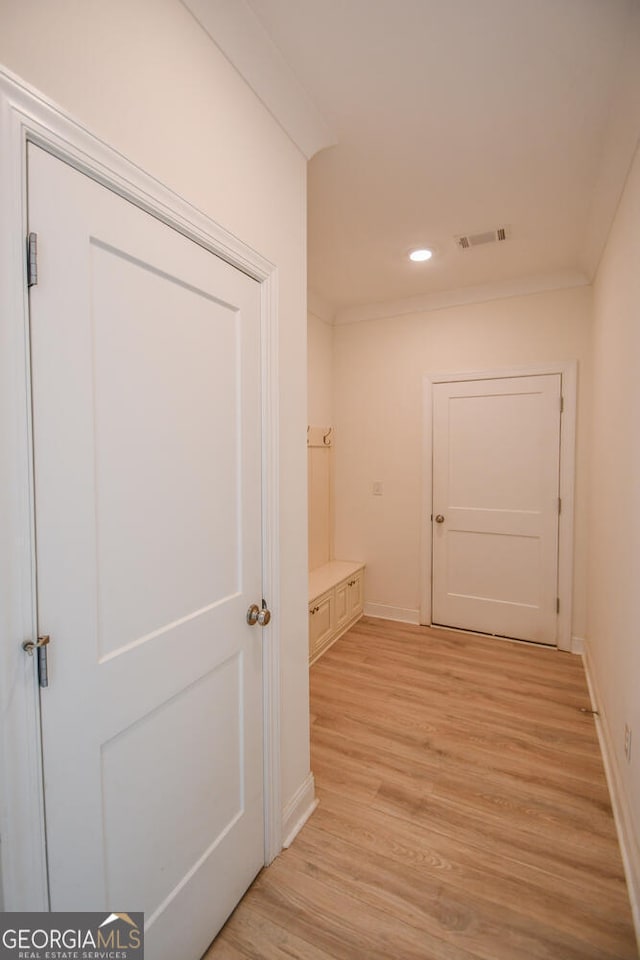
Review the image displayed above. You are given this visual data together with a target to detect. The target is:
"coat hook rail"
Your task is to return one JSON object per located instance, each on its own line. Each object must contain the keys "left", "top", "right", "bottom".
{"left": 307, "top": 425, "right": 333, "bottom": 448}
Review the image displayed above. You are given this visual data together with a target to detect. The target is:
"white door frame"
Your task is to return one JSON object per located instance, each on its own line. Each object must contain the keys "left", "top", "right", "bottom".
{"left": 0, "top": 66, "right": 282, "bottom": 910}
{"left": 420, "top": 362, "right": 577, "bottom": 652}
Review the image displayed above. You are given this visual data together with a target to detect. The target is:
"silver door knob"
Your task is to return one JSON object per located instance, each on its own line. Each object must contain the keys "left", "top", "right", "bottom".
{"left": 247, "top": 603, "right": 271, "bottom": 626}
{"left": 434, "top": 514, "right": 445, "bottom": 523}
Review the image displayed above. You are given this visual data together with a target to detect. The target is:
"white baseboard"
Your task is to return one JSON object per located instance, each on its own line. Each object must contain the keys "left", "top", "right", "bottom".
{"left": 363, "top": 602, "right": 420, "bottom": 625}
{"left": 582, "top": 643, "right": 640, "bottom": 947}
{"left": 571, "top": 635, "right": 585, "bottom": 655}
{"left": 281, "top": 772, "right": 318, "bottom": 849}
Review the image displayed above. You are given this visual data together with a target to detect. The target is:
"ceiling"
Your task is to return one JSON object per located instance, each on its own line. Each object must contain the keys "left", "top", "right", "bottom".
{"left": 242, "top": 0, "right": 639, "bottom": 319}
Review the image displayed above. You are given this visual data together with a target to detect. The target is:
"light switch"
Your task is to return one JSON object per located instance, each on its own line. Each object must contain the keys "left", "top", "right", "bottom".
{"left": 372, "top": 481, "right": 384, "bottom": 496}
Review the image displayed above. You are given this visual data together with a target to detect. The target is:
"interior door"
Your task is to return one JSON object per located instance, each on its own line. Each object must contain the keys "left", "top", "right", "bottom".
{"left": 28, "top": 144, "right": 265, "bottom": 960}
{"left": 431, "top": 374, "right": 561, "bottom": 645}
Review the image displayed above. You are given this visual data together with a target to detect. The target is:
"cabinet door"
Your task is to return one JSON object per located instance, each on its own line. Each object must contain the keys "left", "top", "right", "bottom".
{"left": 335, "top": 579, "right": 350, "bottom": 631}
{"left": 309, "top": 590, "right": 334, "bottom": 661}
{"left": 348, "top": 570, "right": 364, "bottom": 619}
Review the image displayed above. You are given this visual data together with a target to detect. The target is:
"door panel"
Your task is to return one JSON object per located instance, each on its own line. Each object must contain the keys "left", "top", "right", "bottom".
{"left": 309, "top": 592, "right": 334, "bottom": 662}
{"left": 91, "top": 239, "right": 241, "bottom": 652}
{"left": 100, "top": 655, "right": 243, "bottom": 909}
{"left": 432, "top": 375, "right": 561, "bottom": 645}
{"left": 28, "top": 144, "right": 264, "bottom": 960}
{"left": 348, "top": 572, "right": 364, "bottom": 619}
{"left": 335, "top": 580, "right": 349, "bottom": 630}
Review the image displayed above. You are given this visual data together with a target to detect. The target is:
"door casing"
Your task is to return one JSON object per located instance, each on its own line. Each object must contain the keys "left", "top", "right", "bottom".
{"left": 420, "top": 362, "right": 577, "bottom": 651}
{"left": 0, "top": 65, "right": 282, "bottom": 910}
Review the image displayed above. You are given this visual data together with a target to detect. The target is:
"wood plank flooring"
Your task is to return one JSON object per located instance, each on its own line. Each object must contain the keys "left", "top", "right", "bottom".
{"left": 206, "top": 618, "right": 638, "bottom": 959}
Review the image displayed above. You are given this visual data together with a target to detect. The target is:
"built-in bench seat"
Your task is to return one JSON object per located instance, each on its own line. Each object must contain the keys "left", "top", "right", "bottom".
{"left": 308, "top": 560, "right": 365, "bottom": 664}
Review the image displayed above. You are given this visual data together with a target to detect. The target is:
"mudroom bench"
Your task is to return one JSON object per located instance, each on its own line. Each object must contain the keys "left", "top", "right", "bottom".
{"left": 308, "top": 560, "right": 365, "bottom": 665}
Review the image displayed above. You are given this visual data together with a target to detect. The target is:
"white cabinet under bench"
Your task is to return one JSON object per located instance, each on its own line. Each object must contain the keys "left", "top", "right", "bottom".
{"left": 308, "top": 560, "right": 365, "bottom": 664}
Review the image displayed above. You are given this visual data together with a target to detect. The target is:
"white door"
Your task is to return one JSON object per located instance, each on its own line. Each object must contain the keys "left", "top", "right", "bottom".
{"left": 432, "top": 375, "right": 561, "bottom": 645}
{"left": 28, "top": 144, "right": 265, "bottom": 960}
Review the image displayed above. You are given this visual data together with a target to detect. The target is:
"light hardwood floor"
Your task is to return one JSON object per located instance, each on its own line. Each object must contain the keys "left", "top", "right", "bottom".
{"left": 206, "top": 618, "right": 638, "bottom": 959}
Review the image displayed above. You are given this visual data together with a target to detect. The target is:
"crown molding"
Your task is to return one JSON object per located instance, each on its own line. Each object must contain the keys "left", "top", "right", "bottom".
{"left": 181, "top": 0, "right": 336, "bottom": 159}
{"left": 332, "top": 270, "right": 590, "bottom": 326}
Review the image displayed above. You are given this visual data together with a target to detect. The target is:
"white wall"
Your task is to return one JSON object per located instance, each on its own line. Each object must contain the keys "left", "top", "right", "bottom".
{"left": 308, "top": 311, "right": 334, "bottom": 426}
{"left": 307, "top": 312, "right": 334, "bottom": 569}
{"left": 333, "top": 285, "right": 592, "bottom": 635}
{"left": 0, "top": 0, "right": 309, "bottom": 845}
{"left": 588, "top": 141, "right": 640, "bottom": 918}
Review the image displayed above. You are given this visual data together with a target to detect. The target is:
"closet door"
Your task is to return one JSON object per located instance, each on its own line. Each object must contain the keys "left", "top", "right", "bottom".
{"left": 431, "top": 375, "right": 561, "bottom": 645}
{"left": 29, "top": 143, "right": 265, "bottom": 960}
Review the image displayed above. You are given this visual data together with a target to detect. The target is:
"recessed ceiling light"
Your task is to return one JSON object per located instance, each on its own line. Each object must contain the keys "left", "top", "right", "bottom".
{"left": 409, "top": 248, "right": 433, "bottom": 262}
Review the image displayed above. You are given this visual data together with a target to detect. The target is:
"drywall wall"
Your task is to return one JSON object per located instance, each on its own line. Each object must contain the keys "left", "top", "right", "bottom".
{"left": 0, "top": 0, "right": 309, "bottom": 859}
{"left": 308, "top": 312, "right": 334, "bottom": 570}
{"left": 333, "top": 285, "right": 592, "bottom": 636}
{"left": 588, "top": 140, "right": 640, "bottom": 920}
{"left": 308, "top": 442, "right": 331, "bottom": 571}
{"left": 308, "top": 310, "right": 334, "bottom": 426}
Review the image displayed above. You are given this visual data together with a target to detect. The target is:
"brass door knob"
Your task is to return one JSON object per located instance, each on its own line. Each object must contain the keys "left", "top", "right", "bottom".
{"left": 247, "top": 603, "right": 271, "bottom": 626}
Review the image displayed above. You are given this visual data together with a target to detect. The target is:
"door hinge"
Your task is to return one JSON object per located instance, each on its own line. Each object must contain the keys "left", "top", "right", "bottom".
{"left": 556, "top": 597, "right": 560, "bottom": 614}
{"left": 27, "top": 232, "right": 38, "bottom": 288}
{"left": 558, "top": 497, "right": 562, "bottom": 515}
{"left": 560, "top": 395, "right": 564, "bottom": 414}
{"left": 37, "top": 642, "right": 49, "bottom": 688}
{"left": 22, "top": 633, "right": 49, "bottom": 687}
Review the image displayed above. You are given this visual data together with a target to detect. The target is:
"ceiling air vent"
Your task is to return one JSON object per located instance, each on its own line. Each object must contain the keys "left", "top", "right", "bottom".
{"left": 455, "top": 226, "right": 510, "bottom": 250}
